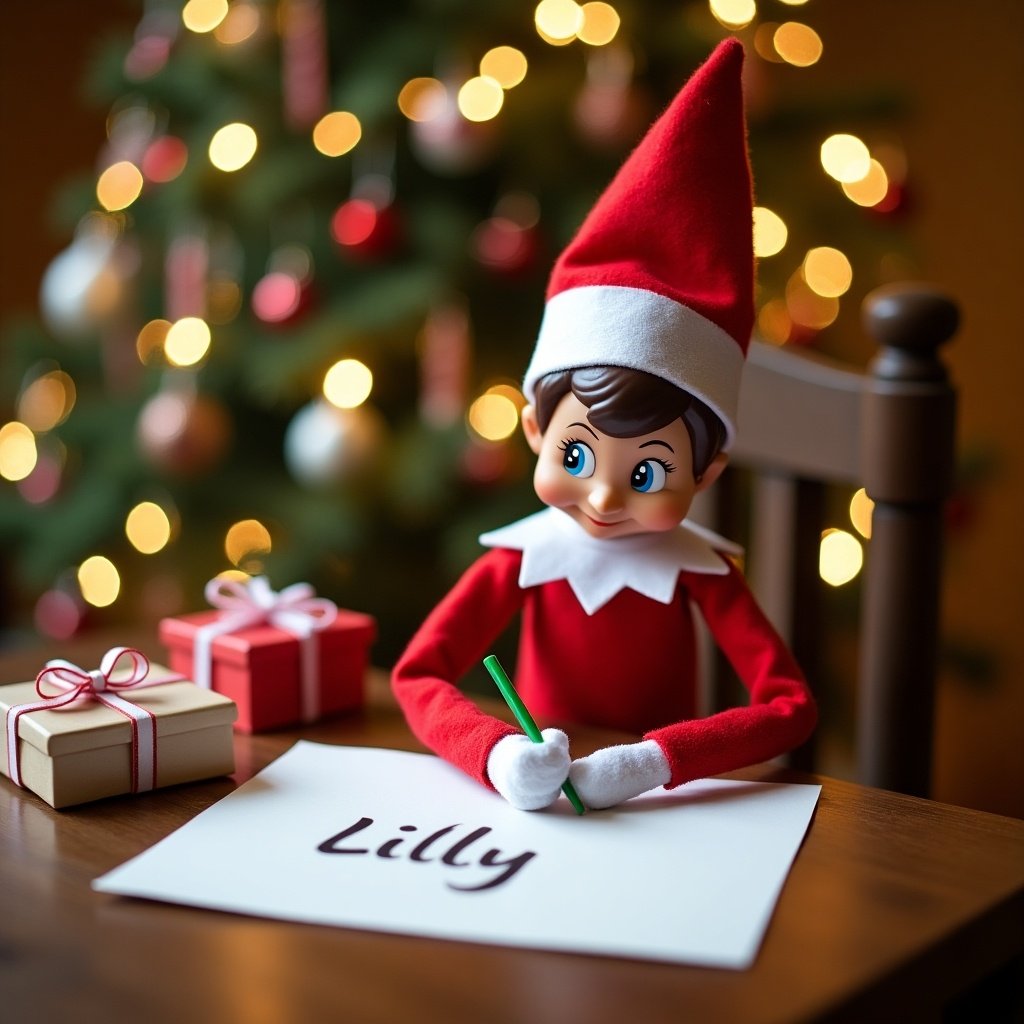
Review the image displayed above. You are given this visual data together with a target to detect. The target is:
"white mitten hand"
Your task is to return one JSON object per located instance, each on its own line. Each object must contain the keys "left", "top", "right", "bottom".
{"left": 486, "top": 729, "right": 571, "bottom": 810}
{"left": 569, "top": 739, "right": 671, "bottom": 809}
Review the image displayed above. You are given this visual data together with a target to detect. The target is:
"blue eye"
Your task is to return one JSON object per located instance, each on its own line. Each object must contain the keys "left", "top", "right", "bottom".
{"left": 631, "top": 459, "right": 667, "bottom": 493}
{"left": 561, "top": 440, "right": 596, "bottom": 478}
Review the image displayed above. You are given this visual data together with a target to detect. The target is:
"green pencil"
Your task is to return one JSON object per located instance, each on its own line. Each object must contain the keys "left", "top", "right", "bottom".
{"left": 483, "top": 654, "right": 586, "bottom": 815}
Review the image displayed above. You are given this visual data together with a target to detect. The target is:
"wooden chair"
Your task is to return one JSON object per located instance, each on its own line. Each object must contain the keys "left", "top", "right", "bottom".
{"left": 694, "top": 283, "right": 960, "bottom": 798}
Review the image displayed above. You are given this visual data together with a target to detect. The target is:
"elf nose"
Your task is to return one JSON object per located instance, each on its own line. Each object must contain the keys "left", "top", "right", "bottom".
{"left": 588, "top": 481, "right": 624, "bottom": 515}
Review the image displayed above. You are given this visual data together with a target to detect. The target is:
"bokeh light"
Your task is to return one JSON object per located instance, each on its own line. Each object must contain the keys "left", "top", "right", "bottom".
{"left": 252, "top": 272, "right": 302, "bottom": 323}
{"left": 214, "top": 0, "right": 261, "bottom": 44}
{"left": 842, "top": 159, "right": 890, "bottom": 207}
{"left": 577, "top": 2, "right": 620, "bottom": 45}
{"left": 323, "top": 359, "right": 373, "bottom": 409}
{"left": 819, "top": 529, "right": 863, "bottom": 587}
{"left": 757, "top": 299, "right": 793, "bottom": 346}
{"left": 125, "top": 501, "right": 173, "bottom": 554}
{"left": 709, "top": 0, "right": 757, "bottom": 30}
{"left": 78, "top": 555, "right": 121, "bottom": 607}
{"left": 773, "top": 22, "right": 822, "bottom": 66}
{"left": 397, "top": 78, "right": 447, "bottom": 122}
{"left": 803, "top": 246, "right": 853, "bottom": 298}
{"left": 849, "top": 487, "right": 875, "bottom": 539}
{"left": 136, "top": 318, "right": 172, "bottom": 364}
{"left": 96, "top": 161, "right": 144, "bottom": 211}
{"left": 18, "top": 371, "right": 76, "bottom": 432}
{"left": 225, "top": 519, "right": 271, "bottom": 567}
{"left": 0, "top": 421, "right": 37, "bottom": 482}
{"left": 820, "top": 133, "right": 871, "bottom": 184}
{"left": 457, "top": 76, "right": 505, "bottom": 122}
{"left": 182, "top": 0, "right": 228, "bottom": 33}
{"left": 535, "top": 0, "right": 583, "bottom": 43}
{"left": 164, "top": 317, "right": 212, "bottom": 367}
{"left": 141, "top": 136, "right": 189, "bottom": 183}
{"left": 480, "top": 46, "right": 528, "bottom": 88}
{"left": 786, "top": 274, "right": 840, "bottom": 330}
{"left": 312, "top": 111, "right": 362, "bottom": 157}
{"left": 753, "top": 206, "right": 788, "bottom": 258}
{"left": 468, "top": 388, "right": 521, "bottom": 441}
{"left": 208, "top": 122, "right": 258, "bottom": 171}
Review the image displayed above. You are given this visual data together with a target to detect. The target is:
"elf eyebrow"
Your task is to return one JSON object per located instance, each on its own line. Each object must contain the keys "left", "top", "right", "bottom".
{"left": 568, "top": 421, "right": 600, "bottom": 440}
{"left": 638, "top": 439, "right": 675, "bottom": 453}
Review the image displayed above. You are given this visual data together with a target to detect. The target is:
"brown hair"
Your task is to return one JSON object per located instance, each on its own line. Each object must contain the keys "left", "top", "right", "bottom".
{"left": 532, "top": 366, "right": 726, "bottom": 479}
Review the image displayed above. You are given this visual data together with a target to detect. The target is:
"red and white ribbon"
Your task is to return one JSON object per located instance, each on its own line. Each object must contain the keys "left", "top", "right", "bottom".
{"left": 193, "top": 576, "right": 337, "bottom": 723}
{"left": 5, "top": 647, "right": 181, "bottom": 793}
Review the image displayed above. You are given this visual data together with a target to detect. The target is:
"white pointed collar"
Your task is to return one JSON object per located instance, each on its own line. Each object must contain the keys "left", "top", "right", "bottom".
{"left": 479, "top": 507, "right": 741, "bottom": 616}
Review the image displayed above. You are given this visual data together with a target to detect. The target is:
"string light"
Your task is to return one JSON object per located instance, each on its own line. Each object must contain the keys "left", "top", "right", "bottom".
{"left": 709, "top": 0, "right": 757, "bottom": 30}
{"left": 164, "top": 317, "right": 212, "bottom": 367}
{"left": 208, "top": 123, "right": 258, "bottom": 172}
{"left": 773, "top": 22, "right": 823, "bottom": 66}
{"left": 820, "top": 134, "right": 871, "bottom": 184}
{"left": 753, "top": 206, "right": 788, "bottom": 258}
{"left": 323, "top": 359, "right": 373, "bottom": 409}
{"left": 803, "top": 246, "right": 853, "bottom": 298}
{"left": 78, "top": 555, "right": 121, "bottom": 607}
{"left": 225, "top": 519, "right": 271, "bottom": 567}
{"left": 125, "top": 501, "right": 173, "bottom": 554}
{"left": 312, "top": 111, "right": 362, "bottom": 157}
{"left": 819, "top": 529, "right": 863, "bottom": 587}
{"left": 0, "top": 422, "right": 37, "bottom": 482}
{"left": 96, "top": 161, "right": 144, "bottom": 211}
{"left": 457, "top": 76, "right": 504, "bottom": 122}
{"left": 577, "top": 2, "right": 620, "bottom": 46}
{"left": 182, "top": 0, "right": 229, "bottom": 34}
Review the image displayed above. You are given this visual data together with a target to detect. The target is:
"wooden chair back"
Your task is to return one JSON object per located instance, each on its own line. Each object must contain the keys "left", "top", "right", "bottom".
{"left": 694, "top": 283, "right": 960, "bottom": 797}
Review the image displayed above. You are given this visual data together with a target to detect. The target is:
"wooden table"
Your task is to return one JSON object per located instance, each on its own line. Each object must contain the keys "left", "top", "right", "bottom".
{"left": 1, "top": 635, "right": 1022, "bottom": 1024}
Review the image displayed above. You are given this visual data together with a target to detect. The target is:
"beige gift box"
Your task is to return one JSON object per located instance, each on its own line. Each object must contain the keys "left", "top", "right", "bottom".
{"left": 0, "top": 668, "right": 237, "bottom": 809}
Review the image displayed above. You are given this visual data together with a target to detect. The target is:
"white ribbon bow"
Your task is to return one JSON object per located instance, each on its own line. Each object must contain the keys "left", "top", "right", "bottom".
{"left": 6, "top": 647, "right": 173, "bottom": 793}
{"left": 193, "top": 576, "right": 338, "bottom": 723}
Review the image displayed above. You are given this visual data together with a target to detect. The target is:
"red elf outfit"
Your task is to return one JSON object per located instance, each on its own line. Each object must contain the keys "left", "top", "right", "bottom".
{"left": 392, "top": 39, "right": 816, "bottom": 807}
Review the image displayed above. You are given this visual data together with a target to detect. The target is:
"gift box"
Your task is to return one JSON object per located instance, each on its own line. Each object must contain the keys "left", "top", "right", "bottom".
{"left": 159, "top": 578, "right": 376, "bottom": 733}
{"left": 1, "top": 655, "right": 237, "bottom": 810}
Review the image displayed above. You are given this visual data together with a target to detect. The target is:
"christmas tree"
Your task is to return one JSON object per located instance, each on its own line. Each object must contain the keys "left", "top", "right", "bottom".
{"left": 0, "top": 0, "right": 909, "bottom": 661}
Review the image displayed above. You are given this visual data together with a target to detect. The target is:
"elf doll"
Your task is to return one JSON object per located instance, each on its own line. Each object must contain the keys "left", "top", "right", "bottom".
{"left": 392, "top": 39, "right": 816, "bottom": 811}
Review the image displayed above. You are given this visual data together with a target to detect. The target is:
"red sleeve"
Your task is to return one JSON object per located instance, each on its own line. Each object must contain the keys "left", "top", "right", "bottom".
{"left": 391, "top": 548, "right": 524, "bottom": 787}
{"left": 645, "top": 558, "right": 817, "bottom": 786}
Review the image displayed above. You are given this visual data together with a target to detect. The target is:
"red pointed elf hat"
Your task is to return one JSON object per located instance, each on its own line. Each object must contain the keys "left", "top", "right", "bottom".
{"left": 523, "top": 38, "right": 754, "bottom": 447}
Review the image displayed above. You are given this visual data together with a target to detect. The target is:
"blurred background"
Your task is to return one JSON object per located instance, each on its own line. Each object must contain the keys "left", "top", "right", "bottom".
{"left": 1, "top": 0, "right": 1021, "bottom": 817}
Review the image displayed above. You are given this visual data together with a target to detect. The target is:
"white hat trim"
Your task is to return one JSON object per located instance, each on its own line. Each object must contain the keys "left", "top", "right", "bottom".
{"left": 522, "top": 284, "right": 744, "bottom": 447}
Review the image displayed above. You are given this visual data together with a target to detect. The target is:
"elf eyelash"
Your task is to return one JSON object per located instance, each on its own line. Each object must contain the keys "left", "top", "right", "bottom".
{"left": 646, "top": 457, "right": 677, "bottom": 474}
{"left": 558, "top": 437, "right": 584, "bottom": 452}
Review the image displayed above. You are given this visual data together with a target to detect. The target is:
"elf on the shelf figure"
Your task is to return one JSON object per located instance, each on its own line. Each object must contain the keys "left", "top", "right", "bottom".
{"left": 392, "top": 39, "right": 816, "bottom": 810}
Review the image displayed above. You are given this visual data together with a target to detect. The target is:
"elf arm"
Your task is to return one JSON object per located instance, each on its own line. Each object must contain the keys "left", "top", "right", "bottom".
{"left": 391, "top": 547, "right": 528, "bottom": 786}
{"left": 646, "top": 556, "right": 817, "bottom": 787}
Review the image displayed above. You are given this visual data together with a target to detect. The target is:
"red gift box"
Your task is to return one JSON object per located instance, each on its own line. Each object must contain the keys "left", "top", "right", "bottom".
{"left": 159, "top": 608, "right": 376, "bottom": 733}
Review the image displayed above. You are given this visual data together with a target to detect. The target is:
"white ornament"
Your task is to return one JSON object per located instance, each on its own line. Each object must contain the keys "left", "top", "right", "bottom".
{"left": 284, "top": 400, "right": 383, "bottom": 487}
{"left": 39, "top": 227, "right": 122, "bottom": 340}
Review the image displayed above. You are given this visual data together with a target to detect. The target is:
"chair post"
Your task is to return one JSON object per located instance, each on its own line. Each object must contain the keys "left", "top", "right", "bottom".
{"left": 858, "top": 284, "right": 959, "bottom": 796}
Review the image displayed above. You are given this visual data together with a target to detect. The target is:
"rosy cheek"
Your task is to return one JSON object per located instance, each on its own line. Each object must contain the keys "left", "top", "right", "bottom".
{"left": 534, "top": 463, "right": 571, "bottom": 508}
{"left": 642, "top": 493, "right": 693, "bottom": 531}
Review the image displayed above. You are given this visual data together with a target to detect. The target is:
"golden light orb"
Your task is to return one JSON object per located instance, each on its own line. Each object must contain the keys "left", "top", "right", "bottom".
{"left": 225, "top": 519, "right": 272, "bottom": 567}
{"left": 78, "top": 555, "right": 121, "bottom": 607}
{"left": 164, "top": 317, "right": 212, "bottom": 367}
{"left": 397, "top": 78, "right": 447, "bottom": 122}
{"left": 96, "top": 161, "right": 144, "bottom": 212}
{"left": 820, "top": 133, "right": 871, "bottom": 184}
{"left": 535, "top": 0, "right": 584, "bottom": 43}
{"left": 753, "top": 206, "right": 788, "bottom": 258}
{"left": 457, "top": 76, "right": 505, "bottom": 122}
{"left": 208, "top": 122, "right": 258, "bottom": 172}
{"left": 841, "top": 158, "right": 890, "bottom": 207}
{"left": 18, "top": 371, "right": 76, "bottom": 433}
{"left": 709, "top": 0, "right": 757, "bottom": 30}
{"left": 849, "top": 488, "right": 875, "bottom": 539}
{"left": 773, "top": 22, "right": 823, "bottom": 66}
{"left": 0, "top": 421, "right": 38, "bottom": 482}
{"left": 577, "top": 2, "right": 621, "bottom": 45}
{"left": 312, "top": 111, "right": 362, "bottom": 157}
{"left": 125, "top": 501, "right": 173, "bottom": 554}
{"left": 819, "top": 529, "right": 864, "bottom": 587}
{"left": 803, "top": 246, "right": 853, "bottom": 298}
{"left": 468, "top": 391, "right": 520, "bottom": 441}
{"left": 182, "top": 0, "right": 229, "bottom": 33}
{"left": 480, "top": 46, "right": 528, "bottom": 89}
{"left": 323, "top": 359, "right": 373, "bottom": 409}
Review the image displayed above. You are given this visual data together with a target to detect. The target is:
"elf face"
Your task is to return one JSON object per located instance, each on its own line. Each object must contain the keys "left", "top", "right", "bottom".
{"left": 522, "top": 393, "right": 726, "bottom": 541}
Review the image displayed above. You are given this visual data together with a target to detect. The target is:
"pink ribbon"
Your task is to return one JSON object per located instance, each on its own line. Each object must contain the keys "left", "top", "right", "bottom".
{"left": 5, "top": 647, "right": 182, "bottom": 793}
{"left": 192, "top": 577, "right": 337, "bottom": 723}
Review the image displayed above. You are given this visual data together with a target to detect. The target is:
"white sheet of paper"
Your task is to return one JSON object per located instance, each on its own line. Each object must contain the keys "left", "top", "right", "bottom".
{"left": 93, "top": 741, "right": 820, "bottom": 968}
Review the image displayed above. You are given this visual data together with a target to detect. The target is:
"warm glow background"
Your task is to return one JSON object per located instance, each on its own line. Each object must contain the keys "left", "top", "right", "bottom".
{"left": 0, "top": 1, "right": 1021, "bottom": 816}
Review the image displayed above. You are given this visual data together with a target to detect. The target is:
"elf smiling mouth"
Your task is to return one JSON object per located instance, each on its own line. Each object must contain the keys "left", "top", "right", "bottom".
{"left": 584, "top": 515, "right": 625, "bottom": 528}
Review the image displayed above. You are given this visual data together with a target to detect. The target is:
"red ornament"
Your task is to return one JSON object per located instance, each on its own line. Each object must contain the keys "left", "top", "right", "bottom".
{"left": 330, "top": 199, "right": 400, "bottom": 259}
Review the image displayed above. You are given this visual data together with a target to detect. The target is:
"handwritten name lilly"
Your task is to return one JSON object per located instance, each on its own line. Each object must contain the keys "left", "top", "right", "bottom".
{"left": 317, "top": 815, "right": 537, "bottom": 892}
